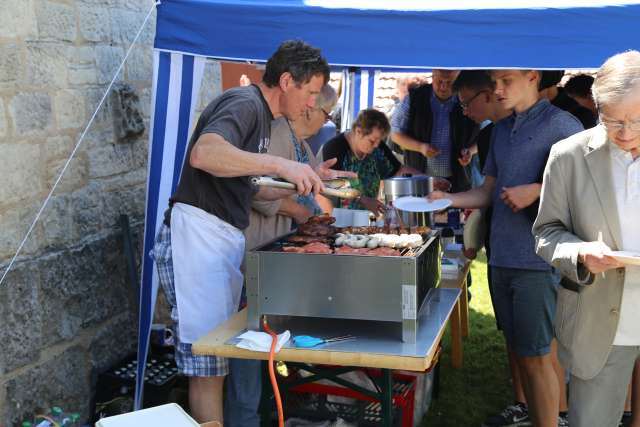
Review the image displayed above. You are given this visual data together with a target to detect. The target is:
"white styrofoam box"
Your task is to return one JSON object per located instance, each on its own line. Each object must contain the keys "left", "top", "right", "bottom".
{"left": 96, "top": 403, "right": 199, "bottom": 427}
{"left": 332, "top": 208, "right": 371, "bottom": 227}
{"left": 352, "top": 209, "right": 370, "bottom": 226}
{"left": 332, "top": 208, "right": 353, "bottom": 227}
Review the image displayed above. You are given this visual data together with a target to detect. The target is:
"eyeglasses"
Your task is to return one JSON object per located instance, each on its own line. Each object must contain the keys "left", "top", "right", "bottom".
{"left": 459, "top": 90, "right": 488, "bottom": 110}
{"left": 599, "top": 115, "right": 640, "bottom": 133}
{"left": 317, "top": 107, "right": 331, "bottom": 122}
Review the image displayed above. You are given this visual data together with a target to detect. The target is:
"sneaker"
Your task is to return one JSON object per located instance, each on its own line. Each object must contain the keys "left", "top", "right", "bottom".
{"left": 483, "top": 403, "right": 531, "bottom": 427}
{"left": 558, "top": 413, "right": 569, "bottom": 427}
{"left": 620, "top": 411, "right": 632, "bottom": 427}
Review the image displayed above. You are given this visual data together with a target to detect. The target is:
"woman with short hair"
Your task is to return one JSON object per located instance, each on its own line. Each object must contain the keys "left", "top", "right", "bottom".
{"left": 320, "top": 108, "right": 419, "bottom": 215}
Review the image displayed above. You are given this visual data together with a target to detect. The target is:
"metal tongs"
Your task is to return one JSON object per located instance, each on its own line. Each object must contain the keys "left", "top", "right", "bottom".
{"left": 251, "top": 176, "right": 361, "bottom": 199}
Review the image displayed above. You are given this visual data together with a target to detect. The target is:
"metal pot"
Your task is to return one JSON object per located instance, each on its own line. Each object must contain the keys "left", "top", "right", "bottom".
{"left": 383, "top": 175, "right": 435, "bottom": 227}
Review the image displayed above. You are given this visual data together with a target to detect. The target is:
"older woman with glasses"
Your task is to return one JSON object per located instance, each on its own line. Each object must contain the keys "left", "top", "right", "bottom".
{"left": 533, "top": 50, "right": 640, "bottom": 427}
{"left": 299, "top": 90, "right": 335, "bottom": 150}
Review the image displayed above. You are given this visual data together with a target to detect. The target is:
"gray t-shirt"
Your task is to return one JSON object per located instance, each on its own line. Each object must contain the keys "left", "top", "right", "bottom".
{"left": 484, "top": 99, "right": 583, "bottom": 270}
{"left": 169, "top": 85, "right": 273, "bottom": 230}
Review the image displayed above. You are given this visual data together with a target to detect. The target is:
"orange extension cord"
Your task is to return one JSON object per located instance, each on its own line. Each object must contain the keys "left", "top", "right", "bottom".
{"left": 262, "top": 316, "right": 285, "bottom": 427}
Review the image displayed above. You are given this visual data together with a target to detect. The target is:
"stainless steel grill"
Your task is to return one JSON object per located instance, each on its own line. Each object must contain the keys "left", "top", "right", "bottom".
{"left": 246, "top": 231, "right": 441, "bottom": 343}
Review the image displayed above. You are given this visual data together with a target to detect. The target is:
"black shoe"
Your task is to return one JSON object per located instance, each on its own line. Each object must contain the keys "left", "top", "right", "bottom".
{"left": 620, "top": 411, "right": 632, "bottom": 427}
{"left": 483, "top": 403, "right": 531, "bottom": 427}
{"left": 558, "top": 413, "right": 569, "bottom": 427}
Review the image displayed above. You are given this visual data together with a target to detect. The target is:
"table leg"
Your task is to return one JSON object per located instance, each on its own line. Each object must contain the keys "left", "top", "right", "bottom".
{"left": 461, "top": 275, "right": 469, "bottom": 338}
{"left": 380, "top": 368, "right": 393, "bottom": 427}
{"left": 450, "top": 297, "right": 463, "bottom": 369}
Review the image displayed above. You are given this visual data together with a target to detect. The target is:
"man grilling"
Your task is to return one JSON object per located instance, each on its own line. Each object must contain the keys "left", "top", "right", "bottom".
{"left": 150, "top": 40, "right": 330, "bottom": 425}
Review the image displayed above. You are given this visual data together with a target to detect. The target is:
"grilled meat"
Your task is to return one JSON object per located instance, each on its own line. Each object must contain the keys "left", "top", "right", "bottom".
{"left": 366, "top": 247, "right": 401, "bottom": 257}
{"left": 299, "top": 242, "right": 332, "bottom": 254}
{"left": 334, "top": 246, "right": 371, "bottom": 255}
{"left": 286, "top": 235, "right": 329, "bottom": 244}
{"left": 305, "top": 214, "right": 336, "bottom": 225}
{"left": 281, "top": 242, "right": 332, "bottom": 254}
{"left": 297, "top": 223, "right": 335, "bottom": 237}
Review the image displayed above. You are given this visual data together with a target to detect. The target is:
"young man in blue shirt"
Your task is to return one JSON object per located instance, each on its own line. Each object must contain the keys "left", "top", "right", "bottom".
{"left": 432, "top": 69, "right": 583, "bottom": 427}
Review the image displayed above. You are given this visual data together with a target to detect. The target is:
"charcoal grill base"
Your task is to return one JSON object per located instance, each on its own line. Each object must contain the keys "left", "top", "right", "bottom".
{"left": 246, "top": 232, "right": 440, "bottom": 343}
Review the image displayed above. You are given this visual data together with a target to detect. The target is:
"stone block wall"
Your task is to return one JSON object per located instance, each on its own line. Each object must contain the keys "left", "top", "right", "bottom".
{"left": 0, "top": 1, "right": 195, "bottom": 425}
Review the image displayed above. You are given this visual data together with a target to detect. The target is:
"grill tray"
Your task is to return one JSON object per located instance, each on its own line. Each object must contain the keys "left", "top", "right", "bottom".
{"left": 246, "top": 231, "right": 441, "bottom": 343}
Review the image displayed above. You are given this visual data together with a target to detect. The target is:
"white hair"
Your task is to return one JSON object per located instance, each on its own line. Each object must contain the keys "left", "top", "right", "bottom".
{"left": 592, "top": 50, "right": 640, "bottom": 109}
{"left": 315, "top": 84, "right": 337, "bottom": 112}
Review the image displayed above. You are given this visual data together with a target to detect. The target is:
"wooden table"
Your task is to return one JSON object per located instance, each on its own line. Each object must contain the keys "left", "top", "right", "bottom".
{"left": 193, "top": 288, "right": 461, "bottom": 426}
{"left": 438, "top": 252, "right": 472, "bottom": 369}
{"left": 193, "top": 289, "right": 460, "bottom": 372}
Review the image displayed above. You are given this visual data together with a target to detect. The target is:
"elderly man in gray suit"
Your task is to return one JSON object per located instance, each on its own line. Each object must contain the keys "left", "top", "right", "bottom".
{"left": 534, "top": 51, "right": 640, "bottom": 427}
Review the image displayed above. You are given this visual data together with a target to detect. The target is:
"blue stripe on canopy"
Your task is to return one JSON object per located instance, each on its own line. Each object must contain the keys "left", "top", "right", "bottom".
{"left": 136, "top": 51, "right": 205, "bottom": 409}
{"left": 136, "top": 50, "right": 171, "bottom": 410}
{"left": 367, "top": 72, "right": 375, "bottom": 109}
{"left": 173, "top": 55, "right": 194, "bottom": 191}
{"left": 352, "top": 70, "right": 361, "bottom": 122}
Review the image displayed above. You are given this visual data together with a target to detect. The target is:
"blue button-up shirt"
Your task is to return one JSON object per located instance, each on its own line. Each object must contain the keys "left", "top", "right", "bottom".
{"left": 484, "top": 99, "right": 583, "bottom": 270}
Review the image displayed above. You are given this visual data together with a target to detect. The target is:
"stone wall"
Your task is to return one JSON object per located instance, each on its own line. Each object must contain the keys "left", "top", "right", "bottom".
{"left": 0, "top": 1, "right": 202, "bottom": 425}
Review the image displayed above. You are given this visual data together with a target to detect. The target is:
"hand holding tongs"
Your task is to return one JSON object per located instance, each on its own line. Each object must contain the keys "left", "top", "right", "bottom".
{"left": 252, "top": 176, "right": 361, "bottom": 199}
{"left": 293, "top": 335, "right": 356, "bottom": 348}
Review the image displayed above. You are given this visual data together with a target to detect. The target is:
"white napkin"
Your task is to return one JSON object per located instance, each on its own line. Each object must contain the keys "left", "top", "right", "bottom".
{"left": 236, "top": 330, "right": 291, "bottom": 352}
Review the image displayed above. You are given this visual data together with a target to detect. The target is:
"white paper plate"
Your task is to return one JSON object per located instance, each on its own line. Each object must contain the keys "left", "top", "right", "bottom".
{"left": 393, "top": 196, "right": 452, "bottom": 213}
{"left": 611, "top": 251, "right": 640, "bottom": 266}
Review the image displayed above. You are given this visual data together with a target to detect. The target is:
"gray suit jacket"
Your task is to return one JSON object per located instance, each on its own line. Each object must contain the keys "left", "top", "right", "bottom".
{"left": 533, "top": 125, "right": 627, "bottom": 380}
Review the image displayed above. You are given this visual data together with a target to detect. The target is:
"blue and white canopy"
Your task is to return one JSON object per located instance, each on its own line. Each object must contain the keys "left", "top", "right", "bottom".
{"left": 155, "top": 0, "right": 640, "bottom": 69}
{"left": 137, "top": 0, "right": 640, "bottom": 408}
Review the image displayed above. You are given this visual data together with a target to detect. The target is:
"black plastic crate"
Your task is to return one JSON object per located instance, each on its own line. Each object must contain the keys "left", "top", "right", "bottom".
{"left": 92, "top": 352, "right": 180, "bottom": 421}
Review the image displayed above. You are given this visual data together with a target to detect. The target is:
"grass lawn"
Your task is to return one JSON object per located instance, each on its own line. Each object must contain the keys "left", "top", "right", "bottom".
{"left": 421, "top": 252, "right": 513, "bottom": 427}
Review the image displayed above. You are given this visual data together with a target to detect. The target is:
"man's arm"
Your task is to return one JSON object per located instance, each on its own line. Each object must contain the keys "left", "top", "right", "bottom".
{"left": 315, "top": 194, "right": 334, "bottom": 214}
{"left": 190, "top": 133, "right": 323, "bottom": 195}
{"left": 254, "top": 187, "right": 296, "bottom": 201}
{"left": 430, "top": 176, "right": 496, "bottom": 209}
{"left": 277, "top": 198, "right": 313, "bottom": 224}
{"left": 253, "top": 192, "right": 321, "bottom": 223}
{"left": 500, "top": 183, "right": 542, "bottom": 212}
{"left": 458, "top": 144, "right": 478, "bottom": 166}
{"left": 389, "top": 93, "right": 438, "bottom": 157}
{"left": 390, "top": 131, "right": 439, "bottom": 158}
{"left": 533, "top": 146, "right": 620, "bottom": 284}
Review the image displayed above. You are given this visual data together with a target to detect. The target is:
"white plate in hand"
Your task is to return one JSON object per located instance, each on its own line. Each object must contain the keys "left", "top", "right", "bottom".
{"left": 611, "top": 251, "right": 640, "bottom": 266}
{"left": 393, "top": 196, "right": 452, "bottom": 213}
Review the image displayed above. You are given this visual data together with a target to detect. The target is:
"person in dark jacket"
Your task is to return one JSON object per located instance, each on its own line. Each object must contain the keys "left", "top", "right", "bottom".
{"left": 539, "top": 70, "right": 597, "bottom": 129}
{"left": 390, "top": 69, "right": 477, "bottom": 192}
{"left": 563, "top": 74, "right": 597, "bottom": 116}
